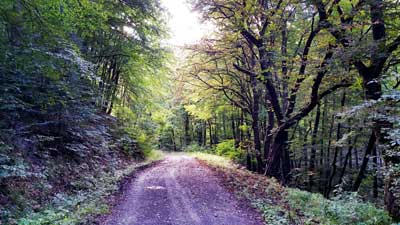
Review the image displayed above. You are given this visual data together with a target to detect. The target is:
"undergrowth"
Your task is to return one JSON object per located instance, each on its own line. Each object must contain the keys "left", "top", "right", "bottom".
{"left": 11, "top": 150, "right": 164, "bottom": 225}
{"left": 193, "top": 152, "right": 393, "bottom": 225}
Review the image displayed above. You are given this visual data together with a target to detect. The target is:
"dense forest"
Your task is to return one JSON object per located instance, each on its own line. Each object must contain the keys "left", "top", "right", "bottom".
{"left": 0, "top": 0, "right": 399, "bottom": 224}
{"left": 0, "top": 0, "right": 169, "bottom": 223}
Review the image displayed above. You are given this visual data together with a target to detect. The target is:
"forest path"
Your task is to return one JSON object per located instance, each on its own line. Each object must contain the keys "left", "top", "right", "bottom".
{"left": 102, "top": 154, "right": 263, "bottom": 225}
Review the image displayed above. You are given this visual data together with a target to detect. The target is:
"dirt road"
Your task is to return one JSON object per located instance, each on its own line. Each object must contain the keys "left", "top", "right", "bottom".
{"left": 102, "top": 154, "right": 264, "bottom": 225}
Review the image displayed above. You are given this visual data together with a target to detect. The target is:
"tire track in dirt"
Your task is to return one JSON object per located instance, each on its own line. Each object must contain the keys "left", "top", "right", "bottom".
{"left": 102, "top": 154, "right": 263, "bottom": 225}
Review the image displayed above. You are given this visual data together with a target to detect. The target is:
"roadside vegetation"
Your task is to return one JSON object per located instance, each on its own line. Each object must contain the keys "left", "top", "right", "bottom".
{"left": 18, "top": 150, "right": 164, "bottom": 225}
{"left": 0, "top": 0, "right": 168, "bottom": 223}
{"left": 192, "top": 151, "right": 392, "bottom": 225}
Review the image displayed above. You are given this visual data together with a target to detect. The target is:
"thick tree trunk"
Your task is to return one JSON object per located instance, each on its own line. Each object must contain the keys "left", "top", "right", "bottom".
{"left": 263, "top": 96, "right": 275, "bottom": 159}
{"left": 246, "top": 148, "right": 252, "bottom": 171}
{"left": 171, "top": 128, "right": 177, "bottom": 151}
{"left": 265, "top": 127, "right": 290, "bottom": 183}
{"left": 252, "top": 116, "right": 263, "bottom": 173}
{"left": 250, "top": 69, "right": 263, "bottom": 173}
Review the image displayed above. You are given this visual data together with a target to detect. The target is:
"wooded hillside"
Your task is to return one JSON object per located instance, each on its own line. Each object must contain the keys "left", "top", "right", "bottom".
{"left": 0, "top": 0, "right": 167, "bottom": 223}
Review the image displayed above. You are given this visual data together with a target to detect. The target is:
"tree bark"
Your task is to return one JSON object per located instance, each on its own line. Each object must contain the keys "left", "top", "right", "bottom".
{"left": 263, "top": 95, "right": 274, "bottom": 160}
{"left": 352, "top": 132, "right": 376, "bottom": 192}
{"left": 309, "top": 103, "right": 321, "bottom": 191}
{"left": 265, "top": 127, "right": 290, "bottom": 182}
{"left": 372, "top": 144, "right": 379, "bottom": 198}
{"left": 184, "top": 111, "right": 190, "bottom": 146}
{"left": 231, "top": 112, "right": 239, "bottom": 148}
{"left": 208, "top": 119, "right": 213, "bottom": 147}
{"left": 324, "top": 91, "right": 346, "bottom": 197}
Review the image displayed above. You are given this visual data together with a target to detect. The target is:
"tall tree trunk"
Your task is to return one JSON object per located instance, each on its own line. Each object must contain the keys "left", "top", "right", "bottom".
{"left": 324, "top": 111, "right": 335, "bottom": 190}
{"left": 320, "top": 98, "right": 328, "bottom": 165}
{"left": 338, "top": 145, "right": 352, "bottom": 186}
{"left": 263, "top": 95, "right": 275, "bottom": 159}
{"left": 208, "top": 119, "right": 213, "bottom": 147}
{"left": 338, "top": 134, "right": 359, "bottom": 187}
{"left": 309, "top": 103, "right": 321, "bottom": 191}
{"left": 197, "top": 121, "right": 203, "bottom": 146}
{"left": 231, "top": 112, "right": 239, "bottom": 148}
{"left": 213, "top": 117, "right": 218, "bottom": 144}
{"left": 222, "top": 112, "right": 227, "bottom": 140}
{"left": 354, "top": 145, "right": 359, "bottom": 168}
{"left": 319, "top": 98, "right": 328, "bottom": 192}
{"left": 289, "top": 122, "right": 299, "bottom": 168}
{"left": 280, "top": 20, "right": 289, "bottom": 113}
{"left": 372, "top": 144, "right": 379, "bottom": 198}
{"left": 239, "top": 111, "right": 244, "bottom": 143}
{"left": 324, "top": 91, "right": 346, "bottom": 197}
{"left": 250, "top": 70, "right": 263, "bottom": 173}
{"left": 184, "top": 110, "right": 190, "bottom": 146}
{"left": 246, "top": 146, "right": 252, "bottom": 171}
{"left": 202, "top": 121, "right": 207, "bottom": 147}
{"left": 352, "top": 132, "right": 376, "bottom": 191}
{"left": 302, "top": 121, "right": 312, "bottom": 167}
{"left": 265, "top": 127, "right": 290, "bottom": 183}
{"left": 171, "top": 128, "right": 177, "bottom": 151}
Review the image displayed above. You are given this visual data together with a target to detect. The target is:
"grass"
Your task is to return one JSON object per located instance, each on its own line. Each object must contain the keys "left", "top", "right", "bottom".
{"left": 16, "top": 150, "right": 165, "bottom": 225}
{"left": 192, "top": 152, "right": 393, "bottom": 225}
{"left": 189, "top": 152, "right": 233, "bottom": 168}
{"left": 144, "top": 149, "right": 165, "bottom": 163}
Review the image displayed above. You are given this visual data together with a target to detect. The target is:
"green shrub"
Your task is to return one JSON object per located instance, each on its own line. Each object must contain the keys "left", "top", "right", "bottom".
{"left": 215, "top": 139, "right": 235, "bottom": 155}
{"left": 136, "top": 133, "right": 152, "bottom": 154}
{"left": 215, "top": 139, "right": 244, "bottom": 162}
{"left": 286, "top": 188, "right": 392, "bottom": 225}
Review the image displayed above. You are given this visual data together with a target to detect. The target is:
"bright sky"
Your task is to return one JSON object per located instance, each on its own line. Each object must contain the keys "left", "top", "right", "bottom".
{"left": 161, "top": 0, "right": 213, "bottom": 47}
